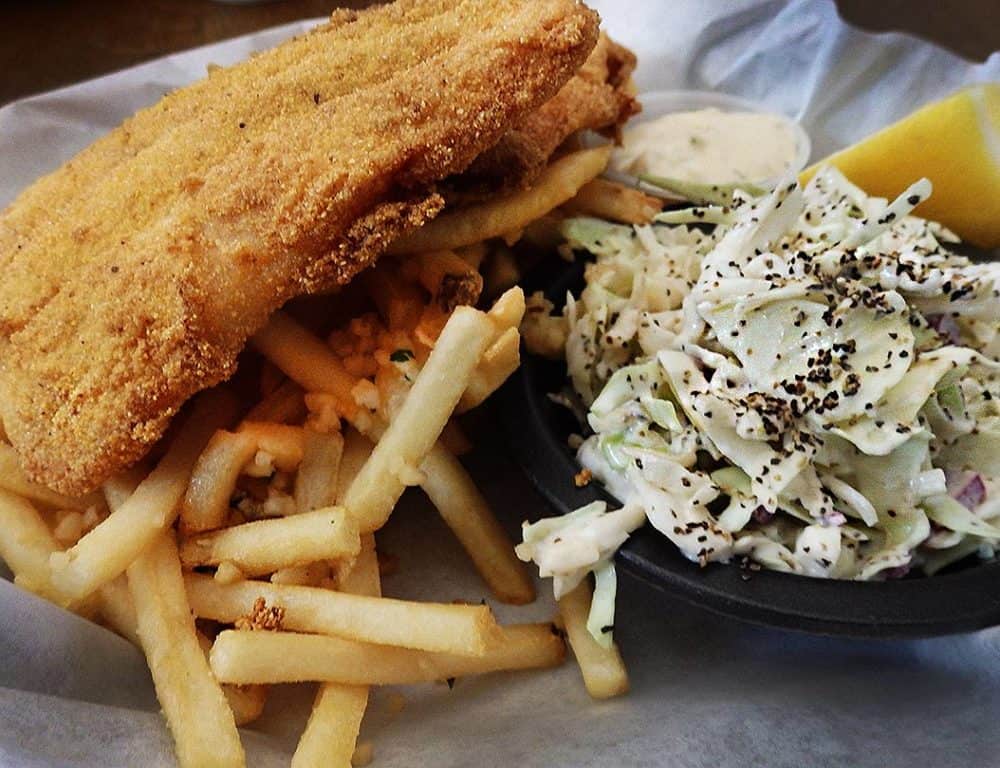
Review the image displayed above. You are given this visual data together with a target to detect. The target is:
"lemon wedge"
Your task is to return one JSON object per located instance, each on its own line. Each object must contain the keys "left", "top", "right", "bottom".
{"left": 801, "top": 84, "right": 1000, "bottom": 248}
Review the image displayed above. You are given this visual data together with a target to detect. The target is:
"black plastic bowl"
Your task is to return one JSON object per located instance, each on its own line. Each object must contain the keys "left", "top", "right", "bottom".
{"left": 500, "top": 258, "right": 1000, "bottom": 638}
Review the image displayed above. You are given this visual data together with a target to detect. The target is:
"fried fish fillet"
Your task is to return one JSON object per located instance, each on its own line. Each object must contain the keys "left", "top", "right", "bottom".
{"left": 0, "top": 0, "right": 600, "bottom": 494}
{"left": 447, "top": 32, "right": 638, "bottom": 200}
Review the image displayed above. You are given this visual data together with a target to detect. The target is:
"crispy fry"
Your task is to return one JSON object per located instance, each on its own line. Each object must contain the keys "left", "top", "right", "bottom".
{"left": 224, "top": 681, "right": 268, "bottom": 728}
{"left": 195, "top": 631, "right": 267, "bottom": 727}
{"left": 292, "top": 536, "right": 381, "bottom": 768}
{"left": 303, "top": 392, "right": 343, "bottom": 435}
{"left": 179, "top": 507, "right": 360, "bottom": 576}
{"left": 294, "top": 430, "right": 344, "bottom": 514}
{"left": 458, "top": 327, "right": 520, "bottom": 412}
{"left": 214, "top": 561, "right": 247, "bottom": 585}
{"left": 388, "top": 146, "right": 612, "bottom": 254}
{"left": 244, "top": 379, "right": 307, "bottom": 425}
{"left": 419, "top": 446, "right": 535, "bottom": 605}
{"left": 334, "top": 430, "right": 375, "bottom": 504}
{"left": 252, "top": 311, "right": 359, "bottom": 418}
{"left": 97, "top": 575, "right": 140, "bottom": 646}
{"left": 295, "top": 683, "right": 369, "bottom": 768}
{"left": 186, "top": 573, "right": 497, "bottom": 655}
{"left": 558, "top": 580, "right": 629, "bottom": 699}
{"left": 363, "top": 266, "right": 426, "bottom": 331}
{"left": 50, "top": 390, "right": 236, "bottom": 602}
{"left": 0, "top": 488, "right": 67, "bottom": 602}
{"left": 485, "top": 285, "right": 526, "bottom": 333}
{"left": 270, "top": 561, "right": 330, "bottom": 587}
{"left": 101, "top": 464, "right": 148, "bottom": 512}
{"left": 342, "top": 307, "right": 494, "bottom": 533}
{"left": 455, "top": 242, "right": 488, "bottom": 271}
{"left": 563, "top": 177, "right": 662, "bottom": 224}
{"left": 181, "top": 430, "right": 258, "bottom": 534}
{"left": 128, "top": 534, "right": 244, "bottom": 768}
{"left": 414, "top": 250, "right": 484, "bottom": 312}
{"left": 411, "top": 304, "right": 450, "bottom": 350}
{"left": 236, "top": 422, "right": 307, "bottom": 472}
{"left": 95, "top": 473, "right": 142, "bottom": 645}
{"left": 210, "top": 622, "right": 565, "bottom": 686}
{"left": 519, "top": 213, "right": 566, "bottom": 251}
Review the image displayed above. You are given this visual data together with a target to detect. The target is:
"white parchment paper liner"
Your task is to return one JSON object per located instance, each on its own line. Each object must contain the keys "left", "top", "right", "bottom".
{"left": 1, "top": 2, "right": 997, "bottom": 765}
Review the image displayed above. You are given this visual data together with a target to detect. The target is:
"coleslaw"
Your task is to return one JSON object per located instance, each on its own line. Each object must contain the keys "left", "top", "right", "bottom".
{"left": 516, "top": 167, "right": 1000, "bottom": 646}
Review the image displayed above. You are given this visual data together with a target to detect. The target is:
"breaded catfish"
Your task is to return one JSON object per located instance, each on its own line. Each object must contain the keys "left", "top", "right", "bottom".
{"left": 0, "top": 0, "right": 599, "bottom": 494}
{"left": 448, "top": 32, "right": 638, "bottom": 200}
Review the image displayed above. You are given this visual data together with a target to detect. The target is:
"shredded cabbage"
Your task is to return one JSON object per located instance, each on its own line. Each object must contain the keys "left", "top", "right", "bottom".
{"left": 519, "top": 166, "right": 1000, "bottom": 642}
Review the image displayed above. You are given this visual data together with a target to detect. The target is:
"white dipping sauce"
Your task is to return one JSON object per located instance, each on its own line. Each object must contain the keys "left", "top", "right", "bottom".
{"left": 611, "top": 107, "right": 799, "bottom": 184}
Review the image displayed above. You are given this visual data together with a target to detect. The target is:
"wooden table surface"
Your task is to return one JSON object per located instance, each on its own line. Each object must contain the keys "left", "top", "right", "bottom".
{"left": 0, "top": 0, "right": 996, "bottom": 106}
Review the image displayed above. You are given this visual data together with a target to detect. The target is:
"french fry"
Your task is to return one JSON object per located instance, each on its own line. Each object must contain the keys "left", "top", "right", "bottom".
{"left": 222, "top": 678, "right": 267, "bottom": 727}
{"left": 455, "top": 242, "right": 487, "bottom": 271}
{"left": 211, "top": 622, "right": 565, "bottom": 686}
{"left": 179, "top": 507, "right": 360, "bottom": 577}
{"left": 563, "top": 177, "right": 662, "bottom": 224}
{"left": 270, "top": 561, "right": 329, "bottom": 587}
{"left": 342, "top": 306, "right": 494, "bottom": 533}
{"left": 519, "top": 213, "right": 566, "bottom": 252}
{"left": 411, "top": 304, "right": 450, "bottom": 349}
{"left": 235, "top": 422, "right": 307, "bottom": 472}
{"left": 294, "top": 430, "right": 344, "bottom": 514}
{"left": 0, "top": 488, "right": 68, "bottom": 602}
{"left": 97, "top": 575, "right": 140, "bottom": 646}
{"left": 419, "top": 446, "right": 535, "bottom": 605}
{"left": 49, "top": 390, "right": 237, "bottom": 602}
{"left": 245, "top": 378, "right": 306, "bottom": 425}
{"left": 414, "top": 250, "right": 484, "bottom": 312}
{"left": 181, "top": 430, "right": 258, "bottom": 534}
{"left": 334, "top": 430, "right": 374, "bottom": 504}
{"left": 96, "top": 473, "right": 141, "bottom": 645}
{"left": 558, "top": 581, "right": 629, "bottom": 699}
{"left": 388, "top": 147, "right": 611, "bottom": 254}
{"left": 102, "top": 464, "right": 148, "bottom": 512}
{"left": 340, "top": 534, "right": 381, "bottom": 597}
{"left": 0, "top": 442, "right": 101, "bottom": 511}
{"left": 458, "top": 326, "right": 520, "bottom": 412}
{"left": 303, "top": 392, "right": 343, "bottom": 435}
{"left": 363, "top": 267, "right": 426, "bottom": 331}
{"left": 187, "top": 573, "right": 496, "bottom": 655}
{"left": 251, "top": 311, "right": 359, "bottom": 418}
{"left": 484, "top": 285, "right": 526, "bottom": 333}
{"left": 195, "top": 632, "right": 267, "bottom": 727}
{"left": 292, "top": 536, "right": 381, "bottom": 768}
{"left": 214, "top": 561, "right": 247, "bottom": 585}
{"left": 293, "top": 683, "right": 369, "bottom": 768}
{"left": 127, "top": 534, "right": 244, "bottom": 768}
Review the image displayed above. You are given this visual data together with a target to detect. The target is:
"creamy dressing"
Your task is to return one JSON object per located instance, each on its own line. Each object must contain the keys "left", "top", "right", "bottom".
{"left": 611, "top": 108, "right": 799, "bottom": 184}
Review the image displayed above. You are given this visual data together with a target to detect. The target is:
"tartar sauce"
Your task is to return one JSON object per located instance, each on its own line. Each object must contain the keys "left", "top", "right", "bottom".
{"left": 611, "top": 108, "right": 799, "bottom": 185}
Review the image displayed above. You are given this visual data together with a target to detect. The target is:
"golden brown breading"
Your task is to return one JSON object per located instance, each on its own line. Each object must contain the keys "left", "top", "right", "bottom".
{"left": 446, "top": 33, "right": 639, "bottom": 200}
{"left": 0, "top": 0, "right": 599, "bottom": 494}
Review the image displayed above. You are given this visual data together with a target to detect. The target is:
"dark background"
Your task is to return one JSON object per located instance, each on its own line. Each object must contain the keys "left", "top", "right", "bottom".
{"left": 0, "top": 0, "right": 997, "bottom": 106}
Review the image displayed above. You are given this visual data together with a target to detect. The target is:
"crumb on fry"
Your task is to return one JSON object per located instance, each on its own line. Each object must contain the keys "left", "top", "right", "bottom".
{"left": 235, "top": 597, "right": 285, "bottom": 632}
